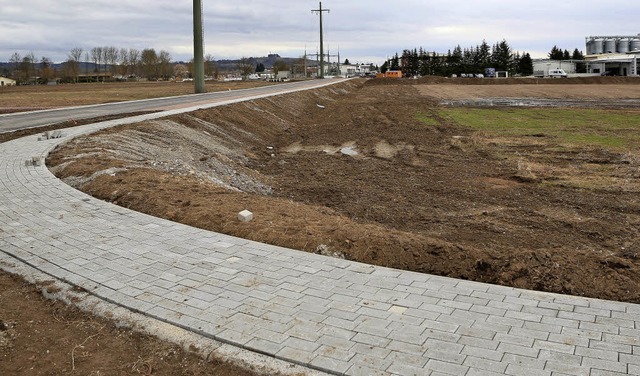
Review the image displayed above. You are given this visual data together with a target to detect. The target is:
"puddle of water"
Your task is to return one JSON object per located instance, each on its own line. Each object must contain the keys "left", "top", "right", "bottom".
{"left": 340, "top": 146, "right": 358, "bottom": 156}
{"left": 284, "top": 141, "right": 360, "bottom": 157}
{"left": 441, "top": 98, "right": 640, "bottom": 108}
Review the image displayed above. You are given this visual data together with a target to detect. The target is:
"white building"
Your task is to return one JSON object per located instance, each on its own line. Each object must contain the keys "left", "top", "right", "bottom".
{"left": 0, "top": 76, "right": 16, "bottom": 86}
{"left": 584, "top": 34, "right": 640, "bottom": 76}
{"left": 341, "top": 63, "right": 375, "bottom": 77}
{"left": 533, "top": 60, "right": 577, "bottom": 76}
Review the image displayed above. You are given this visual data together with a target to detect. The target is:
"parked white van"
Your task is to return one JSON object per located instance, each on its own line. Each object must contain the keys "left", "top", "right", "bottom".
{"left": 548, "top": 69, "right": 568, "bottom": 78}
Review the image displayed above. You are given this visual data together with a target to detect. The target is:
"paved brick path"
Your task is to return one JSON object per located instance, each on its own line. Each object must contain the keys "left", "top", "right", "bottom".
{"left": 1, "top": 88, "right": 639, "bottom": 375}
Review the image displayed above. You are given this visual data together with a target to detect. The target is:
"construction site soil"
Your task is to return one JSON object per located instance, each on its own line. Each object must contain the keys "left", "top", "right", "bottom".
{"left": 3, "top": 76, "right": 640, "bottom": 375}
{"left": 46, "top": 76, "right": 640, "bottom": 306}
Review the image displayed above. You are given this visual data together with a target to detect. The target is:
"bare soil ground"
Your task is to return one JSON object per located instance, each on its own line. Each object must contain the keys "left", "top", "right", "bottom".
{"left": 3, "top": 76, "right": 640, "bottom": 374}
{"left": 46, "top": 77, "right": 640, "bottom": 304}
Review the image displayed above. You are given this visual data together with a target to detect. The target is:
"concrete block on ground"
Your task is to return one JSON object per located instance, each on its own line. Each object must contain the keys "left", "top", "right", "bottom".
{"left": 238, "top": 210, "right": 253, "bottom": 222}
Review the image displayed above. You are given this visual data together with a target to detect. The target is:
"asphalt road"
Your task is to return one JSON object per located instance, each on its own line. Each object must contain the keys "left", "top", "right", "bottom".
{"left": 0, "top": 79, "right": 346, "bottom": 133}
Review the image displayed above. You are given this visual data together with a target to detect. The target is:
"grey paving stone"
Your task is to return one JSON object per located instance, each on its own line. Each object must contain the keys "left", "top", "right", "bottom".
{"left": 316, "top": 344, "right": 355, "bottom": 363}
{"left": 425, "top": 359, "right": 470, "bottom": 375}
{"left": 352, "top": 332, "right": 391, "bottom": 348}
{"left": 386, "top": 361, "right": 430, "bottom": 376}
{"left": 463, "top": 356, "right": 508, "bottom": 374}
{"left": 581, "top": 357, "right": 628, "bottom": 373}
{"left": 506, "top": 364, "right": 552, "bottom": 376}
{"left": 425, "top": 347, "right": 467, "bottom": 364}
{"left": 345, "top": 363, "right": 389, "bottom": 376}
{"left": 309, "top": 354, "right": 351, "bottom": 374}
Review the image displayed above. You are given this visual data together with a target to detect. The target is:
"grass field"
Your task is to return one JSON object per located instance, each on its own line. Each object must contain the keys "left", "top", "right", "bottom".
{"left": 438, "top": 107, "right": 640, "bottom": 150}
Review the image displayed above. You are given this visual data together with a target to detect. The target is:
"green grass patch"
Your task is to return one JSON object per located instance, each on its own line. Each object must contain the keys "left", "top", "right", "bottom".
{"left": 439, "top": 107, "right": 640, "bottom": 150}
{"left": 415, "top": 112, "right": 440, "bottom": 126}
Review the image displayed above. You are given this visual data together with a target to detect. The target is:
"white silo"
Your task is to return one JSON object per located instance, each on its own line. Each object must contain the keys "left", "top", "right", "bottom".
{"left": 604, "top": 38, "right": 616, "bottom": 53}
{"left": 617, "top": 38, "right": 630, "bottom": 53}
{"left": 631, "top": 38, "right": 640, "bottom": 52}
{"left": 593, "top": 39, "right": 604, "bottom": 54}
{"left": 586, "top": 39, "right": 595, "bottom": 55}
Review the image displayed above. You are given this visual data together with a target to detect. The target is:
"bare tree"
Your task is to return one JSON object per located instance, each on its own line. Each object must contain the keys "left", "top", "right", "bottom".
{"left": 158, "top": 50, "right": 172, "bottom": 80}
{"left": 60, "top": 60, "right": 76, "bottom": 82}
{"left": 292, "top": 57, "right": 307, "bottom": 78}
{"left": 204, "top": 54, "right": 219, "bottom": 79}
{"left": 39, "top": 56, "right": 55, "bottom": 84}
{"left": 91, "top": 47, "right": 102, "bottom": 73}
{"left": 20, "top": 52, "right": 36, "bottom": 84}
{"left": 104, "top": 46, "right": 119, "bottom": 79}
{"left": 68, "top": 47, "right": 83, "bottom": 82}
{"left": 69, "top": 47, "right": 83, "bottom": 62}
{"left": 119, "top": 48, "right": 129, "bottom": 77}
{"left": 140, "top": 48, "right": 158, "bottom": 80}
{"left": 272, "top": 59, "right": 290, "bottom": 76}
{"left": 101, "top": 46, "right": 109, "bottom": 73}
{"left": 237, "top": 57, "right": 254, "bottom": 79}
{"left": 128, "top": 48, "right": 140, "bottom": 77}
{"left": 9, "top": 52, "right": 21, "bottom": 81}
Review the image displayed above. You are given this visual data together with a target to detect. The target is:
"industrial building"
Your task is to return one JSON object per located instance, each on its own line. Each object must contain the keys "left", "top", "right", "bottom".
{"left": 584, "top": 34, "right": 639, "bottom": 76}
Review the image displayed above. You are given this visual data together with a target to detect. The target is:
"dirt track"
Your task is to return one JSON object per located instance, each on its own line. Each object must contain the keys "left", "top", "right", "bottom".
{"left": 48, "top": 77, "right": 640, "bottom": 303}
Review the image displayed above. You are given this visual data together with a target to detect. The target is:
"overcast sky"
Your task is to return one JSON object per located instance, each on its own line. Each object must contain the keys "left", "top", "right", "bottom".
{"left": 1, "top": 0, "right": 639, "bottom": 65}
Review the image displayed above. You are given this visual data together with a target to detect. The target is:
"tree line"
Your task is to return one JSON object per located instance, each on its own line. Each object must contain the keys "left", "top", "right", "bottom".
{"left": 4, "top": 46, "right": 219, "bottom": 84}
{"left": 382, "top": 40, "right": 534, "bottom": 77}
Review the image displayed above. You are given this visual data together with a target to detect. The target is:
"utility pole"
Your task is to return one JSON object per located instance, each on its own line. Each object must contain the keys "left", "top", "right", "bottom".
{"left": 193, "top": 0, "right": 206, "bottom": 93}
{"left": 311, "top": 2, "right": 329, "bottom": 79}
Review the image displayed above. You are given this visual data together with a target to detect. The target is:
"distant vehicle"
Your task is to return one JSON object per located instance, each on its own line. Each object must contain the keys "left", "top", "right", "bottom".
{"left": 376, "top": 70, "right": 403, "bottom": 79}
{"left": 475, "top": 73, "right": 484, "bottom": 78}
{"left": 548, "top": 69, "right": 568, "bottom": 78}
{"left": 534, "top": 68, "right": 568, "bottom": 78}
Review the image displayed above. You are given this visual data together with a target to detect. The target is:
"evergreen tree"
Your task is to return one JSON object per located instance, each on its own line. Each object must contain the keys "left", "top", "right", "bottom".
{"left": 548, "top": 46, "right": 564, "bottom": 60}
{"left": 380, "top": 61, "right": 389, "bottom": 74}
{"left": 390, "top": 53, "right": 400, "bottom": 70}
{"left": 571, "top": 49, "right": 585, "bottom": 60}
{"left": 476, "top": 40, "right": 491, "bottom": 71}
{"left": 572, "top": 49, "right": 586, "bottom": 73}
{"left": 518, "top": 53, "right": 534, "bottom": 76}
{"left": 492, "top": 40, "right": 513, "bottom": 72}
{"left": 450, "top": 45, "right": 463, "bottom": 74}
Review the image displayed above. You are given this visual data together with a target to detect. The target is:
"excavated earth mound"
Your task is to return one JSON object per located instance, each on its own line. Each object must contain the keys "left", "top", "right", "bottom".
{"left": 48, "top": 78, "right": 640, "bottom": 303}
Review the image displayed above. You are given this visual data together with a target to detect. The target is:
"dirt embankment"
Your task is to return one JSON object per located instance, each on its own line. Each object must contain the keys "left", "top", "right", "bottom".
{"left": 48, "top": 78, "right": 640, "bottom": 303}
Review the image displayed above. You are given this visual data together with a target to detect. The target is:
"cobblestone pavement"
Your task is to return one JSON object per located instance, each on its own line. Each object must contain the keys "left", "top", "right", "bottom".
{"left": 1, "top": 83, "right": 639, "bottom": 375}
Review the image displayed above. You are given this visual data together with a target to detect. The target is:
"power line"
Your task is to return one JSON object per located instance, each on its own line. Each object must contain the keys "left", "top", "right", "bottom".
{"left": 311, "top": 2, "right": 330, "bottom": 79}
